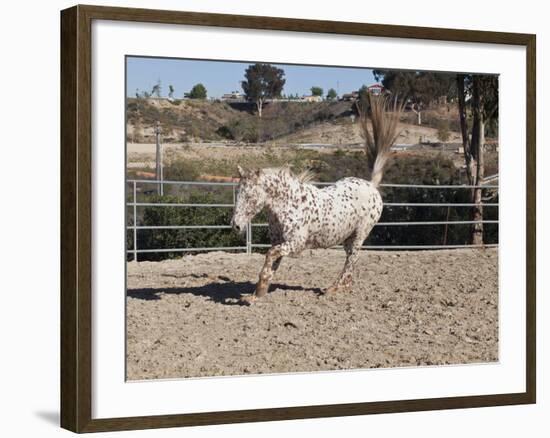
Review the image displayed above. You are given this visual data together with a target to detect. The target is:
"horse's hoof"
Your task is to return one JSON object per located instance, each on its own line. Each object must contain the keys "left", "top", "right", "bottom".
{"left": 240, "top": 294, "right": 257, "bottom": 305}
{"left": 322, "top": 285, "right": 341, "bottom": 295}
{"left": 255, "top": 284, "right": 269, "bottom": 298}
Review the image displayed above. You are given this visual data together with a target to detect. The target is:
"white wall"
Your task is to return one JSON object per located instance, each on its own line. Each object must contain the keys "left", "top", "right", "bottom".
{"left": 0, "top": 0, "right": 545, "bottom": 437}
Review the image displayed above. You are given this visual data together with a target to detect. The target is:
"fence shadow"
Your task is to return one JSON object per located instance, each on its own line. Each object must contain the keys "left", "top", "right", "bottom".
{"left": 127, "top": 280, "right": 322, "bottom": 305}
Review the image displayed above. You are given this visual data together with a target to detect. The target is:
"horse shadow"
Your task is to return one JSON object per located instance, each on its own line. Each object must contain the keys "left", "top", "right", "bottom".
{"left": 127, "top": 280, "right": 323, "bottom": 305}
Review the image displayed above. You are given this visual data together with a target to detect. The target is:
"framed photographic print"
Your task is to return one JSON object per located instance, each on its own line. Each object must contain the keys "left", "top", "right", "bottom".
{"left": 60, "top": 4, "right": 536, "bottom": 433}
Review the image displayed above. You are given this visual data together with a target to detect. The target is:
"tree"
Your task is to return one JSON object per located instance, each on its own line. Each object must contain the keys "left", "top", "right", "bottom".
{"left": 326, "top": 88, "right": 337, "bottom": 100}
{"left": 168, "top": 84, "right": 175, "bottom": 99}
{"left": 151, "top": 79, "right": 162, "bottom": 99}
{"left": 373, "top": 70, "right": 457, "bottom": 124}
{"left": 457, "top": 73, "right": 498, "bottom": 245}
{"left": 187, "top": 83, "right": 207, "bottom": 99}
{"left": 356, "top": 85, "right": 370, "bottom": 113}
{"left": 311, "top": 86, "right": 323, "bottom": 97}
{"left": 241, "top": 63, "right": 286, "bottom": 118}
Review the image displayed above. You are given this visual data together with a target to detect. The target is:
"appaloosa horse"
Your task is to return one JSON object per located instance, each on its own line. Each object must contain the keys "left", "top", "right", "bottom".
{"left": 231, "top": 162, "right": 385, "bottom": 304}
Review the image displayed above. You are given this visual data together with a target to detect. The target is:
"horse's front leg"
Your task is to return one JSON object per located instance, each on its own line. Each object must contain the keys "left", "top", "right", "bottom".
{"left": 271, "top": 256, "right": 284, "bottom": 275}
{"left": 241, "top": 240, "right": 301, "bottom": 304}
{"left": 254, "top": 246, "right": 282, "bottom": 298}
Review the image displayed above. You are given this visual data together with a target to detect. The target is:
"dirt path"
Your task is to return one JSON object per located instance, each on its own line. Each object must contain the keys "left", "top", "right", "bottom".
{"left": 126, "top": 248, "right": 498, "bottom": 380}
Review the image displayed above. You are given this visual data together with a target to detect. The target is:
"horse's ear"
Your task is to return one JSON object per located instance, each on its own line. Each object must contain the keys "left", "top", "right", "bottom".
{"left": 253, "top": 168, "right": 261, "bottom": 178}
{"left": 237, "top": 165, "right": 245, "bottom": 177}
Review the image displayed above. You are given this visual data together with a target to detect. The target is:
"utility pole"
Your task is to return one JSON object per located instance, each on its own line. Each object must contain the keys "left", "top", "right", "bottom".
{"left": 155, "top": 121, "right": 163, "bottom": 196}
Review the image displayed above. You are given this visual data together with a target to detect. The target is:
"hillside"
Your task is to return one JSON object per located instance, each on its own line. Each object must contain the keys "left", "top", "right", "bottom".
{"left": 126, "top": 97, "right": 463, "bottom": 145}
{"left": 127, "top": 98, "right": 354, "bottom": 143}
{"left": 273, "top": 119, "right": 462, "bottom": 145}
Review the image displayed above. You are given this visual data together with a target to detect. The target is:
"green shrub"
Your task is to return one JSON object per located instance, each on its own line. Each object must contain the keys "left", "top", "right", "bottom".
{"left": 163, "top": 160, "right": 200, "bottom": 182}
{"left": 132, "top": 192, "right": 244, "bottom": 261}
{"left": 216, "top": 125, "right": 234, "bottom": 139}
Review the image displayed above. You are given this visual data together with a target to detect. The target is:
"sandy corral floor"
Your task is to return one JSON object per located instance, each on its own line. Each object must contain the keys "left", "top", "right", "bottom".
{"left": 126, "top": 248, "right": 498, "bottom": 380}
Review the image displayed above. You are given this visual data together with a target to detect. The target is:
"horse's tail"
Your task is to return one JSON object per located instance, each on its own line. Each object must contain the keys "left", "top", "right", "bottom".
{"left": 370, "top": 151, "right": 389, "bottom": 187}
{"left": 357, "top": 94, "right": 403, "bottom": 188}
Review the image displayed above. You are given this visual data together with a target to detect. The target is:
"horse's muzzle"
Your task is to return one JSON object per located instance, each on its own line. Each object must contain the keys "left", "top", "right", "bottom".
{"left": 231, "top": 218, "right": 246, "bottom": 235}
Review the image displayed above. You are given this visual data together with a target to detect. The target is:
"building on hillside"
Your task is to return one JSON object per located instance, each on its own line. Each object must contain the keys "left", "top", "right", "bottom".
{"left": 340, "top": 91, "right": 359, "bottom": 101}
{"left": 367, "top": 83, "right": 387, "bottom": 96}
{"left": 301, "top": 95, "right": 323, "bottom": 102}
{"left": 339, "top": 84, "right": 387, "bottom": 101}
{"left": 221, "top": 91, "right": 245, "bottom": 101}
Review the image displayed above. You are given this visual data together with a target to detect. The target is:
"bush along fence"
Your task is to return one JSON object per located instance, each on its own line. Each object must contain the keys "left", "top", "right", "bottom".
{"left": 126, "top": 179, "right": 498, "bottom": 262}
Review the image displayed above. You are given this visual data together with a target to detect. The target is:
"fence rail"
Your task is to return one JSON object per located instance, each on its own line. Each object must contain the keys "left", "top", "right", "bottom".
{"left": 129, "top": 178, "right": 499, "bottom": 189}
{"left": 127, "top": 179, "right": 499, "bottom": 260}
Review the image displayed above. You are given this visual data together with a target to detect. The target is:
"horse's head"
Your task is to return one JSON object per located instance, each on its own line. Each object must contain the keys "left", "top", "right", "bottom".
{"left": 231, "top": 166, "right": 268, "bottom": 234}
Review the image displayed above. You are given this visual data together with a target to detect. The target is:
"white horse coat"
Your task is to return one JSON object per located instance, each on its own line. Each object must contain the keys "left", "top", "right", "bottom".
{"left": 232, "top": 167, "right": 383, "bottom": 302}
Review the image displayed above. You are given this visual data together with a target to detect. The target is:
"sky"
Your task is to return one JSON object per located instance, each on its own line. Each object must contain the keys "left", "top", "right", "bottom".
{"left": 126, "top": 56, "right": 377, "bottom": 99}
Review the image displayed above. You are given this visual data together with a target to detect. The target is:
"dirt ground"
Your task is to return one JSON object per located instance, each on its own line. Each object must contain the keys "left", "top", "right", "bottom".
{"left": 126, "top": 248, "right": 498, "bottom": 380}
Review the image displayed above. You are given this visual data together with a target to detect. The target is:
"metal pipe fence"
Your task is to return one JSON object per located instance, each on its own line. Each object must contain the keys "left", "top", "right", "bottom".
{"left": 127, "top": 179, "right": 499, "bottom": 260}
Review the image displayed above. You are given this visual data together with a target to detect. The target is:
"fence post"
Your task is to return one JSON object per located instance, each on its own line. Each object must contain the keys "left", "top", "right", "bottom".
{"left": 246, "top": 222, "right": 252, "bottom": 255}
{"left": 133, "top": 180, "right": 138, "bottom": 262}
{"left": 155, "top": 121, "right": 163, "bottom": 196}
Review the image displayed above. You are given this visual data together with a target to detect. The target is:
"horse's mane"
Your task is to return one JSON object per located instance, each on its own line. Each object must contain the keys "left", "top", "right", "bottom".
{"left": 265, "top": 166, "right": 316, "bottom": 184}
{"left": 295, "top": 169, "right": 316, "bottom": 184}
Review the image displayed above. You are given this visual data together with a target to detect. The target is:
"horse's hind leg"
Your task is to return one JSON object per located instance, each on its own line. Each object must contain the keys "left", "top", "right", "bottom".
{"left": 325, "top": 226, "right": 372, "bottom": 294}
{"left": 324, "top": 235, "right": 359, "bottom": 294}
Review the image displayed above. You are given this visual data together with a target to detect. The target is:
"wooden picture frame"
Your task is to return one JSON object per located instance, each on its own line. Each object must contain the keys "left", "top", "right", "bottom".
{"left": 60, "top": 4, "right": 536, "bottom": 433}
